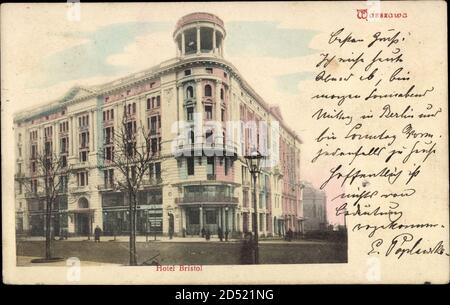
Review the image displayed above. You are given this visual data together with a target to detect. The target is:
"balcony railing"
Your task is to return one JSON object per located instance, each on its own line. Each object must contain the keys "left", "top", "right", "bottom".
{"left": 142, "top": 178, "right": 163, "bottom": 186}
{"left": 25, "top": 191, "right": 44, "bottom": 198}
{"left": 70, "top": 185, "right": 89, "bottom": 193}
{"left": 174, "top": 141, "right": 238, "bottom": 157}
{"left": 15, "top": 173, "right": 25, "bottom": 179}
{"left": 98, "top": 183, "right": 116, "bottom": 191}
{"left": 175, "top": 195, "right": 238, "bottom": 204}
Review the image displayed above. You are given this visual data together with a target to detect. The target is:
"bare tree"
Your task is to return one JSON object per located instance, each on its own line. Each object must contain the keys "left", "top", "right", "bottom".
{"left": 16, "top": 147, "right": 75, "bottom": 260}
{"left": 98, "top": 114, "right": 161, "bottom": 266}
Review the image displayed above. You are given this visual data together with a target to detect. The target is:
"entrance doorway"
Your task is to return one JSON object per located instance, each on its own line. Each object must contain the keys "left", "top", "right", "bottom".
{"left": 75, "top": 213, "right": 90, "bottom": 236}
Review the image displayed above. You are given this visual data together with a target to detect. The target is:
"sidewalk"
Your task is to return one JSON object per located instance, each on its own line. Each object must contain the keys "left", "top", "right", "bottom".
{"left": 17, "top": 235, "right": 330, "bottom": 244}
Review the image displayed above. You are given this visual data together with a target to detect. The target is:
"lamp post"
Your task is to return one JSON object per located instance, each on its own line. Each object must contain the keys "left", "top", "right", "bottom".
{"left": 244, "top": 149, "right": 263, "bottom": 264}
{"left": 225, "top": 206, "right": 229, "bottom": 241}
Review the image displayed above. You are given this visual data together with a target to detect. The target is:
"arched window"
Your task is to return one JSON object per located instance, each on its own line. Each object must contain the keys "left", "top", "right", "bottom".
{"left": 204, "top": 84, "right": 212, "bottom": 97}
{"left": 78, "top": 197, "right": 89, "bottom": 209}
{"left": 186, "top": 86, "right": 194, "bottom": 99}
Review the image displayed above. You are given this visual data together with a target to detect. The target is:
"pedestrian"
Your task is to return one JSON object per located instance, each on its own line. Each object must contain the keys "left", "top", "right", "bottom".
{"left": 201, "top": 227, "right": 206, "bottom": 238}
{"left": 287, "top": 228, "right": 293, "bottom": 242}
{"left": 225, "top": 229, "right": 229, "bottom": 242}
{"left": 218, "top": 227, "right": 223, "bottom": 242}
{"left": 240, "top": 232, "right": 254, "bottom": 264}
{"left": 169, "top": 226, "right": 174, "bottom": 240}
{"left": 205, "top": 229, "right": 211, "bottom": 241}
{"left": 94, "top": 225, "right": 102, "bottom": 243}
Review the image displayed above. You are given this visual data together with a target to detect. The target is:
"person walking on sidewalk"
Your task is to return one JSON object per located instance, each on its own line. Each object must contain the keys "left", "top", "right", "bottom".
{"left": 94, "top": 225, "right": 102, "bottom": 243}
{"left": 218, "top": 227, "right": 224, "bottom": 242}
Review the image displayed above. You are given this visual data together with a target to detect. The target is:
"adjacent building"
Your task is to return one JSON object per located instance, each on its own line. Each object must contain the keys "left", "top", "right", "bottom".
{"left": 14, "top": 12, "right": 303, "bottom": 238}
{"left": 302, "top": 182, "right": 327, "bottom": 232}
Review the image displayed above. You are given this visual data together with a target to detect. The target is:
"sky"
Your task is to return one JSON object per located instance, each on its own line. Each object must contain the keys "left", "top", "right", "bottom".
{"left": 2, "top": 3, "right": 346, "bottom": 225}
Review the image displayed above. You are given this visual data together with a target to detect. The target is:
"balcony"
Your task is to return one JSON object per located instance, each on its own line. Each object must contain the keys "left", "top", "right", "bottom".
{"left": 175, "top": 195, "right": 238, "bottom": 205}
{"left": 71, "top": 161, "right": 90, "bottom": 170}
{"left": 103, "top": 119, "right": 114, "bottom": 127}
{"left": 142, "top": 178, "right": 163, "bottom": 187}
{"left": 174, "top": 141, "right": 238, "bottom": 158}
{"left": 15, "top": 172, "right": 25, "bottom": 179}
{"left": 25, "top": 191, "right": 44, "bottom": 198}
{"left": 70, "top": 185, "right": 89, "bottom": 193}
{"left": 98, "top": 183, "right": 116, "bottom": 192}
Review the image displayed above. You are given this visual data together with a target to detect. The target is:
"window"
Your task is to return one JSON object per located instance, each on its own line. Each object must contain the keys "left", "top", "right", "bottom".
{"left": 80, "top": 132, "right": 89, "bottom": 148}
{"left": 186, "top": 86, "right": 194, "bottom": 99}
{"left": 205, "top": 105, "right": 213, "bottom": 120}
{"left": 149, "top": 163, "right": 154, "bottom": 179}
{"left": 207, "top": 157, "right": 215, "bottom": 175}
{"left": 18, "top": 147, "right": 22, "bottom": 157}
{"left": 187, "top": 157, "right": 195, "bottom": 176}
{"left": 103, "top": 109, "right": 114, "bottom": 121}
{"left": 31, "top": 161, "right": 36, "bottom": 173}
{"left": 205, "top": 130, "right": 213, "bottom": 144}
{"left": 79, "top": 115, "right": 89, "bottom": 128}
{"left": 204, "top": 84, "right": 212, "bottom": 97}
{"left": 60, "top": 137, "right": 68, "bottom": 153}
{"left": 60, "top": 175, "right": 68, "bottom": 192}
{"left": 126, "top": 142, "right": 136, "bottom": 157}
{"left": 220, "top": 88, "right": 224, "bottom": 100}
{"left": 44, "top": 141, "right": 52, "bottom": 156}
{"left": 224, "top": 158, "right": 230, "bottom": 175}
{"left": 18, "top": 133, "right": 22, "bottom": 142}
{"left": 184, "top": 69, "right": 191, "bottom": 76}
{"left": 150, "top": 116, "right": 157, "bottom": 134}
{"left": 205, "top": 210, "right": 216, "bottom": 224}
{"left": 224, "top": 72, "right": 228, "bottom": 78}
{"left": 186, "top": 107, "right": 194, "bottom": 121}
{"left": 105, "top": 146, "right": 114, "bottom": 161}
{"left": 61, "top": 155, "right": 67, "bottom": 168}
{"left": 104, "top": 169, "right": 114, "bottom": 187}
{"left": 104, "top": 127, "right": 114, "bottom": 144}
{"left": 151, "top": 138, "right": 158, "bottom": 154}
{"left": 147, "top": 98, "right": 152, "bottom": 110}
{"left": 18, "top": 163, "right": 22, "bottom": 174}
{"left": 77, "top": 172, "right": 88, "bottom": 186}
{"left": 31, "top": 144, "right": 37, "bottom": 159}
{"left": 80, "top": 151, "right": 88, "bottom": 162}
{"left": 221, "top": 108, "right": 225, "bottom": 121}
{"left": 243, "top": 190, "right": 249, "bottom": 208}
{"left": 31, "top": 179, "right": 38, "bottom": 193}
{"left": 205, "top": 68, "right": 213, "bottom": 74}
{"left": 155, "top": 162, "right": 161, "bottom": 180}
{"left": 44, "top": 126, "right": 53, "bottom": 139}
{"left": 156, "top": 96, "right": 161, "bottom": 107}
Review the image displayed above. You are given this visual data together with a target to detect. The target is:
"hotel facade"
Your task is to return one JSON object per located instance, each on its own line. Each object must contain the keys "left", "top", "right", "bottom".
{"left": 14, "top": 13, "right": 303, "bottom": 238}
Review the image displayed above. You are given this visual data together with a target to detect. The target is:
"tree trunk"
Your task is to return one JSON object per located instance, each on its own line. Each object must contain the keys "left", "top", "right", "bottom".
{"left": 45, "top": 197, "right": 53, "bottom": 259}
{"left": 128, "top": 191, "right": 137, "bottom": 266}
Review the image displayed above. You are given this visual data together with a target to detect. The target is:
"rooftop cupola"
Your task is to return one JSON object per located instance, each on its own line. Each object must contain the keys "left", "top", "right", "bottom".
{"left": 173, "top": 12, "right": 226, "bottom": 58}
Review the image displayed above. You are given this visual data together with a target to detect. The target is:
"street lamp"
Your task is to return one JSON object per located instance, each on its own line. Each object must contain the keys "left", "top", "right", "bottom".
{"left": 225, "top": 206, "right": 229, "bottom": 241}
{"left": 244, "top": 149, "right": 263, "bottom": 264}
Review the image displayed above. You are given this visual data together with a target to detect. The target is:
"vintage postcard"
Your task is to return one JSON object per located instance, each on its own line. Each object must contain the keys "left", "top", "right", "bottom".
{"left": 1, "top": 1, "right": 448, "bottom": 285}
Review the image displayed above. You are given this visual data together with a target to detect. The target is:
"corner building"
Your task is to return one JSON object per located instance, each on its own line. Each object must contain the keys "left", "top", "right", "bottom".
{"left": 14, "top": 13, "right": 303, "bottom": 238}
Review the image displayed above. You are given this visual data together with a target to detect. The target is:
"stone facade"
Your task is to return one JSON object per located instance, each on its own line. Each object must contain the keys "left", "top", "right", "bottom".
{"left": 14, "top": 12, "right": 302, "bottom": 238}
